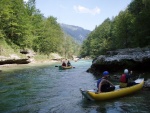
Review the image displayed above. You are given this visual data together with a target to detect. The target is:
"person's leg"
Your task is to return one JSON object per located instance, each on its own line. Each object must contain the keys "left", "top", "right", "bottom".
{"left": 127, "top": 82, "right": 138, "bottom": 87}
{"left": 119, "top": 83, "right": 127, "bottom": 88}
{"left": 101, "top": 85, "right": 106, "bottom": 92}
{"left": 106, "top": 86, "right": 115, "bottom": 92}
{"left": 101, "top": 84, "right": 115, "bottom": 92}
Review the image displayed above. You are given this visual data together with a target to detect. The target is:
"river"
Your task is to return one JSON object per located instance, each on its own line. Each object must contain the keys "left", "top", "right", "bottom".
{"left": 0, "top": 60, "right": 150, "bottom": 113}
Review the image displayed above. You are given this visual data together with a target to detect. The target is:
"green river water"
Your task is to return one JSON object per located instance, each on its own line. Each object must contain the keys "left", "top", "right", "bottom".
{"left": 0, "top": 60, "right": 150, "bottom": 113}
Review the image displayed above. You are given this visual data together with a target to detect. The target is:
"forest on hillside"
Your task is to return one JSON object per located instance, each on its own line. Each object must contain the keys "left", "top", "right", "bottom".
{"left": 0, "top": 0, "right": 80, "bottom": 59}
{"left": 80, "top": 0, "right": 150, "bottom": 58}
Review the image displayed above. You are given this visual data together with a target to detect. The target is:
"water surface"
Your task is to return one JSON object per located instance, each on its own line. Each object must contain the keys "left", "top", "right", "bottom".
{"left": 0, "top": 60, "right": 150, "bottom": 113}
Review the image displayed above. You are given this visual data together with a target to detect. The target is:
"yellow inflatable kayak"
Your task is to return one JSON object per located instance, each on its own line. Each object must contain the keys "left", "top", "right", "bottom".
{"left": 80, "top": 78, "right": 144, "bottom": 101}
{"left": 59, "top": 66, "right": 72, "bottom": 70}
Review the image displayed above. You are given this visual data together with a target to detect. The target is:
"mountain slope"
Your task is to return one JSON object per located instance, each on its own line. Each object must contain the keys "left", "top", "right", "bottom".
{"left": 60, "top": 23, "right": 91, "bottom": 44}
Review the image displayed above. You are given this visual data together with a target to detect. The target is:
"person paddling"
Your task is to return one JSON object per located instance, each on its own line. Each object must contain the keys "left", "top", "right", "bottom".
{"left": 62, "top": 60, "right": 66, "bottom": 67}
{"left": 67, "top": 60, "right": 71, "bottom": 66}
{"left": 119, "top": 69, "right": 137, "bottom": 88}
{"left": 97, "top": 71, "right": 115, "bottom": 93}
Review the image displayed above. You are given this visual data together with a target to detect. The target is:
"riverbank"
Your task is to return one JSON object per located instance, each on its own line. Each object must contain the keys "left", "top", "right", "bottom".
{"left": 0, "top": 60, "right": 59, "bottom": 72}
{"left": 0, "top": 52, "right": 63, "bottom": 71}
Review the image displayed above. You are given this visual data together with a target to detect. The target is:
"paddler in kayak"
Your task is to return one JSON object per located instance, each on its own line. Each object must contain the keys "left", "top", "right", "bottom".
{"left": 97, "top": 71, "right": 115, "bottom": 93}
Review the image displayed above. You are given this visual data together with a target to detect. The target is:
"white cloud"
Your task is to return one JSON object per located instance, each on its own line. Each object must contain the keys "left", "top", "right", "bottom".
{"left": 23, "top": 0, "right": 29, "bottom": 2}
{"left": 73, "top": 5, "right": 100, "bottom": 15}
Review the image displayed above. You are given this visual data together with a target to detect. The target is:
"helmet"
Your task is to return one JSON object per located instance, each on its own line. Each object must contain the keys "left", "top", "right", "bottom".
{"left": 124, "top": 69, "right": 129, "bottom": 74}
{"left": 103, "top": 71, "right": 109, "bottom": 76}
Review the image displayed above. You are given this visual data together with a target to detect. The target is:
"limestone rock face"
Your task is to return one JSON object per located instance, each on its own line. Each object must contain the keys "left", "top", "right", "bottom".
{"left": 87, "top": 47, "right": 150, "bottom": 74}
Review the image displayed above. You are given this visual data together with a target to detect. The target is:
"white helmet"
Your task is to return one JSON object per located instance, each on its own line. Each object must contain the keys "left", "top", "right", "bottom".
{"left": 124, "top": 69, "right": 129, "bottom": 74}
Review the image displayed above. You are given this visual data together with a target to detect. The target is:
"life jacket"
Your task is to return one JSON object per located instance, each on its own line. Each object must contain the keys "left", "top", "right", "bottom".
{"left": 120, "top": 74, "right": 127, "bottom": 83}
{"left": 62, "top": 62, "right": 66, "bottom": 66}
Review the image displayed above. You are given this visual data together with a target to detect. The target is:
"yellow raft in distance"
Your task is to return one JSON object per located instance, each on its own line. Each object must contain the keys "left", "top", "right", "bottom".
{"left": 59, "top": 66, "right": 72, "bottom": 70}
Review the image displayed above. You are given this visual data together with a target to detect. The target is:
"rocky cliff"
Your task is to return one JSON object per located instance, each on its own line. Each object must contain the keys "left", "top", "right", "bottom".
{"left": 87, "top": 47, "right": 150, "bottom": 75}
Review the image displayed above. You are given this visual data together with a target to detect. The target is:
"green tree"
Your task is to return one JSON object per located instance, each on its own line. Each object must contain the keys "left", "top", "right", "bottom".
{"left": 128, "top": 0, "right": 150, "bottom": 47}
{"left": 0, "top": 0, "right": 33, "bottom": 49}
{"left": 37, "top": 16, "right": 63, "bottom": 56}
{"left": 111, "top": 10, "right": 134, "bottom": 49}
{"left": 80, "top": 18, "right": 112, "bottom": 58}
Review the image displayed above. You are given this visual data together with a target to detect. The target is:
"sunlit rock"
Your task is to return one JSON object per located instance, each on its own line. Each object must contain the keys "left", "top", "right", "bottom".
{"left": 88, "top": 47, "right": 150, "bottom": 74}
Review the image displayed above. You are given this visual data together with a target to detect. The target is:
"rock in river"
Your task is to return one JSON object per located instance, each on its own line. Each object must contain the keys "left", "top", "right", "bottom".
{"left": 87, "top": 47, "right": 150, "bottom": 74}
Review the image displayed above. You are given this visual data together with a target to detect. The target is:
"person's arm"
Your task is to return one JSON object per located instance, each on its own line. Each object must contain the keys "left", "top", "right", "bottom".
{"left": 98, "top": 80, "right": 103, "bottom": 93}
{"left": 126, "top": 71, "right": 133, "bottom": 79}
{"left": 128, "top": 71, "right": 135, "bottom": 81}
{"left": 130, "top": 71, "right": 133, "bottom": 75}
{"left": 106, "top": 80, "right": 115, "bottom": 87}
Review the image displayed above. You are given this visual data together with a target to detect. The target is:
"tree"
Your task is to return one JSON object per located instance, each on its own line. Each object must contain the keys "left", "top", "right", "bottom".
{"left": 128, "top": 0, "right": 150, "bottom": 47}
{"left": 111, "top": 10, "right": 134, "bottom": 49}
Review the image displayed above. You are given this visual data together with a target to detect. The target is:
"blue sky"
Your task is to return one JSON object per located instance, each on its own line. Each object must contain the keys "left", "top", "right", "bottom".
{"left": 24, "top": 0, "right": 132, "bottom": 31}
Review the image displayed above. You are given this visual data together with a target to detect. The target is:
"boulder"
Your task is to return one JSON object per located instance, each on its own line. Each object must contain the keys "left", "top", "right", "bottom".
{"left": 0, "top": 54, "right": 31, "bottom": 65}
{"left": 0, "top": 59, "right": 30, "bottom": 65}
{"left": 87, "top": 47, "right": 150, "bottom": 74}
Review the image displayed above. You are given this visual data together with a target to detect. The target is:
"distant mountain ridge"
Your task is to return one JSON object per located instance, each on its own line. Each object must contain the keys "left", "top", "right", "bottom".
{"left": 60, "top": 23, "right": 91, "bottom": 44}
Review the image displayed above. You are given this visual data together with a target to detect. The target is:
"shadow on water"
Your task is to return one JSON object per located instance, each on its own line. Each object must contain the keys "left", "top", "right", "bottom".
{"left": 0, "top": 59, "right": 150, "bottom": 113}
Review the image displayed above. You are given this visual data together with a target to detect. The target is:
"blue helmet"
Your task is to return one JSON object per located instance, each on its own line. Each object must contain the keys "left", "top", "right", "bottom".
{"left": 103, "top": 71, "right": 109, "bottom": 76}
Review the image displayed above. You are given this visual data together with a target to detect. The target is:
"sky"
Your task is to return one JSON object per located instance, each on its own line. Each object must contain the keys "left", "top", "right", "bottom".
{"left": 24, "top": 0, "right": 132, "bottom": 31}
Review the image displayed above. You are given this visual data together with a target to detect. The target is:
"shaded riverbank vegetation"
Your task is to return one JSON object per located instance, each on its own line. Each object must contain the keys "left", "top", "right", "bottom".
{"left": 0, "top": 0, "right": 80, "bottom": 61}
{"left": 80, "top": 0, "right": 150, "bottom": 58}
